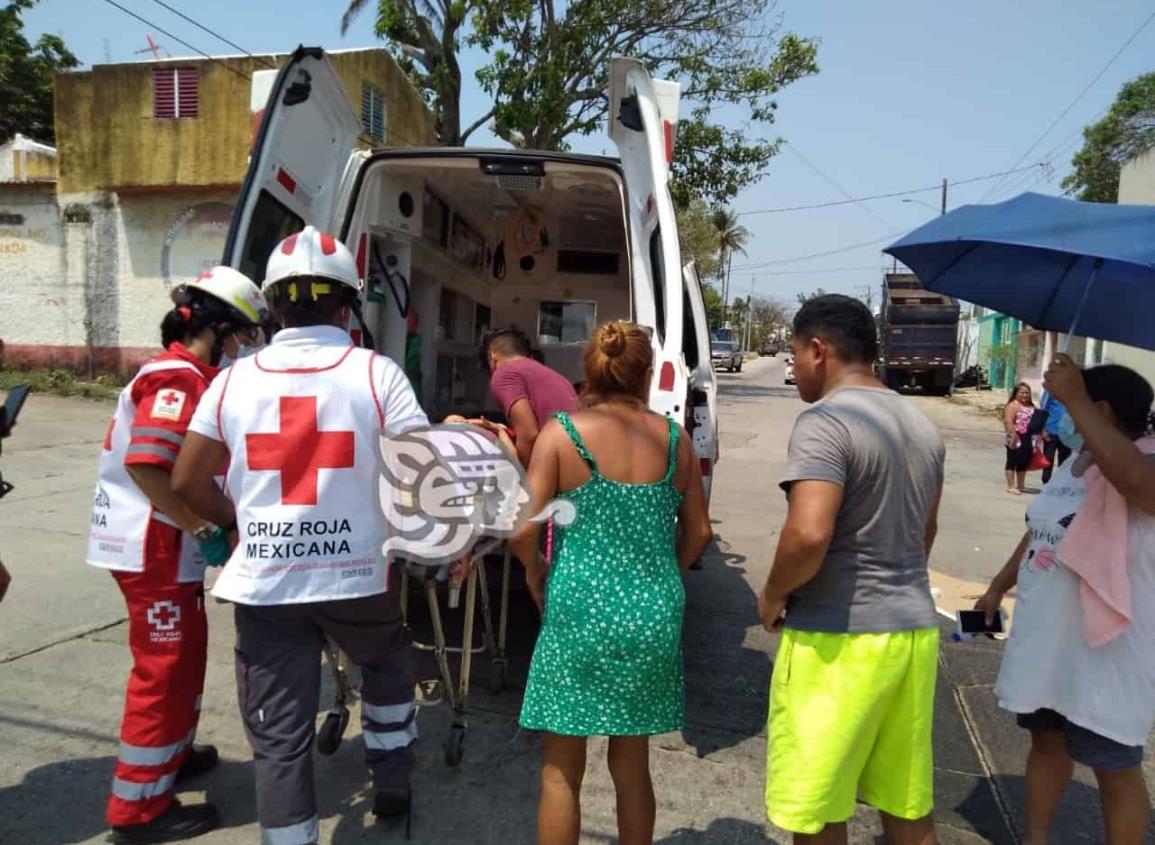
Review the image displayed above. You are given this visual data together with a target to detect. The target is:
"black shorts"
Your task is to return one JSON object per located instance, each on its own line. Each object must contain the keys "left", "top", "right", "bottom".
{"left": 1005, "top": 438, "right": 1032, "bottom": 471}
{"left": 1017, "top": 708, "right": 1143, "bottom": 771}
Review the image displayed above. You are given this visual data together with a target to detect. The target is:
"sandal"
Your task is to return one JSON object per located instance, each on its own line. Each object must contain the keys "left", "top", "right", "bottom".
{"left": 1007, "top": 487, "right": 1022, "bottom": 495}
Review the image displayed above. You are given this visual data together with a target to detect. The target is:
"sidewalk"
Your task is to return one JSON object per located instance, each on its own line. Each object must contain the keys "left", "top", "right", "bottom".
{"left": 939, "top": 622, "right": 1155, "bottom": 844}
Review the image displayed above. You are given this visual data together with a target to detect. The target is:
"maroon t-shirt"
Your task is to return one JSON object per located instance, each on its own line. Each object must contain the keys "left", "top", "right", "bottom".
{"left": 489, "top": 357, "right": 578, "bottom": 428}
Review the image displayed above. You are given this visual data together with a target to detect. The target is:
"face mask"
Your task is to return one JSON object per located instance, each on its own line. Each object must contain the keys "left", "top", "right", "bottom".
{"left": 1055, "top": 407, "right": 1084, "bottom": 453}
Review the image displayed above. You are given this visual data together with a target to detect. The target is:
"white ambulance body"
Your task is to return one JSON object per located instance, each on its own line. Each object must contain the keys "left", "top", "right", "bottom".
{"left": 224, "top": 47, "right": 718, "bottom": 501}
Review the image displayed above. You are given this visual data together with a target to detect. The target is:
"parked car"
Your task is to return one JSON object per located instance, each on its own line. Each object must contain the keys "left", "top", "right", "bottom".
{"left": 784, "top": 357, "right": 796, "bottom": 385}
{"left": 711, "top": 340, "right": 743, "bottom": 373}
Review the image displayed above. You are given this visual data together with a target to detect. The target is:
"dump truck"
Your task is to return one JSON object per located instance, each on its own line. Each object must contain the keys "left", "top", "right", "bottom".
{"left": 877, "top": 273, "right": 960, "bottom": 396}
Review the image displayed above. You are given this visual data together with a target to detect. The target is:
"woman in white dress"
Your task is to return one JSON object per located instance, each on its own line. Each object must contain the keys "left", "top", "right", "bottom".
{"left": 976, "top": 354, "right": 1155, "bottom": 845}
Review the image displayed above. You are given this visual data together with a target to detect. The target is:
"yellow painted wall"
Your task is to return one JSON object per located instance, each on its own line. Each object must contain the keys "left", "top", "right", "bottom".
{"left": 55, "top": 50, "right": 435, "bottom": 194}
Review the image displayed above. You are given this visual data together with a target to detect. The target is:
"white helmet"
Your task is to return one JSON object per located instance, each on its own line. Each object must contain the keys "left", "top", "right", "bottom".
{"left": 172, "top": 266, "right": 267, "bottom": 326}
{"left": 263, "top": 226, "right": 360, "bottom": 300}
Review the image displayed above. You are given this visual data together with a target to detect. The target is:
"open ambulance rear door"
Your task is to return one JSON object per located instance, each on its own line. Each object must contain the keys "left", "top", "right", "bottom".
{"left": 684, "top": 263, "right": 717, "bottom": 504}
{"left": 223, "top": 47, "right": 363, "bottom": 287}
{"left": 609, "top": 59, "right": 687, "bottom": 422}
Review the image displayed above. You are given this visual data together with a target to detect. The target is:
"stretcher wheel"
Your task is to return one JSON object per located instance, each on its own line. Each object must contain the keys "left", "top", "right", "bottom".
{"left": 489, "top": 658, "right": 508, "bottom": 694}
{"left": 317, "top": 706, "right": 350, "bottom": 756}
{"left": 445, "top": 724, "right": 466, "bottom": 767}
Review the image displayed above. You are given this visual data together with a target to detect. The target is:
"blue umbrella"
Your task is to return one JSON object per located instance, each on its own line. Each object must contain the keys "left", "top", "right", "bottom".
{"left": 884, "top": 192, "right": 1155, "bottom": 351}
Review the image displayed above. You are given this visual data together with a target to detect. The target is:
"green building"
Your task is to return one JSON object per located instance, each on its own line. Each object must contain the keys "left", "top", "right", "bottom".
{"left": 978, "top": 311, "right": 1022, "bottom": 390}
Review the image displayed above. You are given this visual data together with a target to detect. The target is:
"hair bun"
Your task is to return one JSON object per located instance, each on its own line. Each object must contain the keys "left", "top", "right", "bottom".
{"left": 599, "top": 322, "right": 628, "bottom": 357}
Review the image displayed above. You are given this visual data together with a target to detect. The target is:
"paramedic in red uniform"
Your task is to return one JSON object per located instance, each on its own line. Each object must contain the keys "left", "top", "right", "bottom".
{"left": 86, "top": 267, "right": 267, "bottom": 844}
{"left": 173, "top": 226, "right": 428, "bottom": 845}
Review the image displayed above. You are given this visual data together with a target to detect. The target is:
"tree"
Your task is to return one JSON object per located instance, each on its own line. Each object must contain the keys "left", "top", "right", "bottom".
{"left": 700, "top": 281, "right": 723, "bottom": 331}
{"left": 676, "top": 199, "right": 722, "bottom": 280}
{"left": 341, "top": 0, "right": 490, "bottom": 145}
{"left": 0, "top": 1, "right": 78, "bottom": 145}
{"left": 750, "top": 295, "right": 789, "bottom": 334}
{"left": 712, "top": 207, "right": 749, "bottom": 319}
{"left": 472, "top": 0, "right": 817, "bottom": 208}
{"left": 795, "top": 288, "right": 828, "bottom": 307}
{"left": 346, "top": 0, "right": 817, "bottom": 206}
{"left": 1061, "top": 72, "right": 1155, "bottom": 203}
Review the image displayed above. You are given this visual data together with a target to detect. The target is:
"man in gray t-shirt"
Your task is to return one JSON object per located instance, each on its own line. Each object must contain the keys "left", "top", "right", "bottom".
{"left": 781, "top": 387, "right": 944, "bottom": 632}
{"left": 760, "top": 294, "right": 945, "bottom": 845}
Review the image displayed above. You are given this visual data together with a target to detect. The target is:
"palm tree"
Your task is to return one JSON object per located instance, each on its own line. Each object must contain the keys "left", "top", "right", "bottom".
{"left": 710, "top": 208, "right": 750, "bottom": 326}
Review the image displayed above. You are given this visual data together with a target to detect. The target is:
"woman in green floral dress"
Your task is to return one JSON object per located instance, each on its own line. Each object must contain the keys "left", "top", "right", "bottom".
{"left": 511, "top": 321, "right": 713, "bottom": 845}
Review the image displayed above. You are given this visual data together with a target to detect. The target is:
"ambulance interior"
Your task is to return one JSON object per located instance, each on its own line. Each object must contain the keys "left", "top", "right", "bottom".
{"left": 352, "top": 156, "right": 633, "bottom": 421}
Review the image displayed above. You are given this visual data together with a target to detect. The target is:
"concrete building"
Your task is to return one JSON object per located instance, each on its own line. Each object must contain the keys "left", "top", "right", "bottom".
{"left": 0, "top": 49, "right": 435, "bottom": 375}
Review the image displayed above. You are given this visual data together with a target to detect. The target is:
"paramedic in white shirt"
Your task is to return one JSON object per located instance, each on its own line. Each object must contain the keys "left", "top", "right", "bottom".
{"left": 173, "top": 227, "right": 429, "bottom": 845}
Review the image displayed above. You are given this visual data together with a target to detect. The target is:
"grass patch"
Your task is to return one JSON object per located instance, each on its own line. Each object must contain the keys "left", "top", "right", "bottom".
{"left": 0, "top": 368, "right": 123, "bottom": 401}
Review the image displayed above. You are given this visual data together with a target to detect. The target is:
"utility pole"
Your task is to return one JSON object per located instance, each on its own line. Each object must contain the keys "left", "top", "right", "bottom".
{"left": 744, "top": 277, "right": 755, "bottom": 351}
{"left": 722, "top": 252, "right": 733, "bottom": 328}
{"left": 941, "top": 178, "right": 948, "bottom": 215}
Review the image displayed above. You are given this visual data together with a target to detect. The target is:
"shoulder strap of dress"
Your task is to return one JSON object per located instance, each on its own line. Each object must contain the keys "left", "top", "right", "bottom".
{"left": 663, "top": 416, "right": 680, "bottom": 484}
{"left": 556, "top": 412, "right": 599, "bottom": 473}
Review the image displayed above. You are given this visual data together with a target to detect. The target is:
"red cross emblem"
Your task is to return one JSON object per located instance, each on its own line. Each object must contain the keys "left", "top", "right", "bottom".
{"left": 246, "top": 396, "right": 355, "bottom": 505}
{"left": 160, "top": 391, "right": 181, "bottom": 406}
{"left": 147, "top": 600, "right": 181, "bottom": 631}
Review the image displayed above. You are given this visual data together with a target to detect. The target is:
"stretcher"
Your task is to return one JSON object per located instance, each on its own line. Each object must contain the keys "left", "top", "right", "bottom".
{"left": 315, "top": 543, "right": 515, "bottom": 769}
{"left": 398, "top": 542, "right": 514, "bottom": 766}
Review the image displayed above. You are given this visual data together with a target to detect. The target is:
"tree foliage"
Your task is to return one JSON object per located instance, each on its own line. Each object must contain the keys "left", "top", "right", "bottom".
{"left": 472, "top": 0, "right": 817, "bottom": 208}
{"left": 676, "top": 199, "right": 722, "bottom": 280}
{"left": 342, "top": 0, "right": 488, "bottom": 145}
{"left": 1061, "top": 72, "right": 1155, "bottom": 203}
{"left": 795, "top": 287, "right": 828, "bottom": 307}
{"left": 700, "top": 280, "right": 723, "bottom": 330}
{"left": 0, "top": 0, "right": 78, "bottom": 145}
{"left": 346, "top": 0, "right": 817, "bottom": 207}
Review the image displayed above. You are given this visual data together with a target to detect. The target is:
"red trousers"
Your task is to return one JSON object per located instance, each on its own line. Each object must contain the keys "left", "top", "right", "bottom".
{"left": 107, "top": 566, "right": 207, "bottom": 826}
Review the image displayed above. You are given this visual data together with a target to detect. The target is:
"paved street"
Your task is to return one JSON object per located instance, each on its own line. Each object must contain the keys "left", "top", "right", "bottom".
{"left": 0, "top": 356, "right": 1147, "bottom": 844}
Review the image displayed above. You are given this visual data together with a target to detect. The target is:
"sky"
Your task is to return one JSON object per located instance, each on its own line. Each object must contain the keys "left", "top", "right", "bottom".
{"left": 24, "top": 0, "right": 1155, "bottom": 304}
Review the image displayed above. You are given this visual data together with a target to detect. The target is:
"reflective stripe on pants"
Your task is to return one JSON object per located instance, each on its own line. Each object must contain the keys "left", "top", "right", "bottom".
{"left": 107, "top": 574, "right": 207, "bottom": 827}
{"left": 234, "top": 592, "right": 415, "bottom": 833}
{"left": 261, "top": 814, "right": 319, "bottom": 845}
{"left": 362, "top": 719, "right": 418, "bottom": 752}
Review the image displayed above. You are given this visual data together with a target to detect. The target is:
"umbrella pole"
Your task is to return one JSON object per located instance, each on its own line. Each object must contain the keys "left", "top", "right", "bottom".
{"left": 1041, "top": 260, "right": 1103, "bottom": 410}
{"left": 1057, "top": 259, "right": 1103, "bottom": 358}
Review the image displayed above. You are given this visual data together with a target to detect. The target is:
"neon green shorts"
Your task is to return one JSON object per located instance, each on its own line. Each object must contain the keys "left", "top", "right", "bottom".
{"left": 765, "top": 627, "right": 938, "bottom": 834}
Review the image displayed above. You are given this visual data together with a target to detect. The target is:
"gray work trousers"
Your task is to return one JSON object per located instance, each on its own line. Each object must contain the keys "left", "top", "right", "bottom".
{"left": 234, "top": 592, "right": 416, "bottom": 845}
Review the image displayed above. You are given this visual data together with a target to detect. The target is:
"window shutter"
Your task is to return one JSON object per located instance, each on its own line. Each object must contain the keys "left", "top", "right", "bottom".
{"left": 361, "top": 86, "right": 385, "bottom": 143}
{"left": 176, "top": 68, "right": 199, "bottom": 118}
{"left": 153, "top": 69, "right": 176, "bottom": 118}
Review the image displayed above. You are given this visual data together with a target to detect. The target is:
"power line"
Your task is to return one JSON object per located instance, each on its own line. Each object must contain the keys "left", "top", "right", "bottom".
{"left": 784, "top": 142, "right": 896, "bottom": 231}
{"left": 732, "top": 231, "right": 904, "bottom": 270}
{"left": 97, "top": 0, "right": 252, "bottom": 80}
{"left": 102, "top": 0, "right": 445, "bottom": 152}
{"left": 145, "top": 0, "right": 277, "bottom": 69}
{"left": 979, "top": 6, "right": 1155, "bottom": 202}
{"left": 755, "top": 264, "right": 882, "bottom": 276}
{"left": 738, "top": 162, "right": 1045, "bottom": 217}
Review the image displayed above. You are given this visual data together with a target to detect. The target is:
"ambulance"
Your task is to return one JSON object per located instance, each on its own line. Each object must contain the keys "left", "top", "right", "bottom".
{"left": 223, "top": 47, "right": 719, "bottom": 501}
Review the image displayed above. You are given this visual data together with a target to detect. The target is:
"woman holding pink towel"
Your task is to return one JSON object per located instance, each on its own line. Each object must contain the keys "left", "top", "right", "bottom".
{"left": 976, "top": 355, "right": 1155, "bottom": 845}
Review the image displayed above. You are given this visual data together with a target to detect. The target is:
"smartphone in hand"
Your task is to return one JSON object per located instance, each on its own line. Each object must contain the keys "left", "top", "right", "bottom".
{"left": 956, "top": 608, "right": 1006, "bottom": 637}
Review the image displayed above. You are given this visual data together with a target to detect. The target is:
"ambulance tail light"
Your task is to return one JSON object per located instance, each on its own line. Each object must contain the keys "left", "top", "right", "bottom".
{"left": 700, "top": 458, "right": 712, "bottom": 477}
{"left": 658, "top": 361, "right": 675, "bottom": 391}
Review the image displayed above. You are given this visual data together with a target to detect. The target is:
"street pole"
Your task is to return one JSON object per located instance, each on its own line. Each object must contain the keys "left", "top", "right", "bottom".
{"left": 722, "top": 252, "right": 733, "bottom": 328}
{"left": 745, "top": 277, "right": 755, "bottom": 350}
{"left": 941, "top": 178, "right": 947, "bottom": 215}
